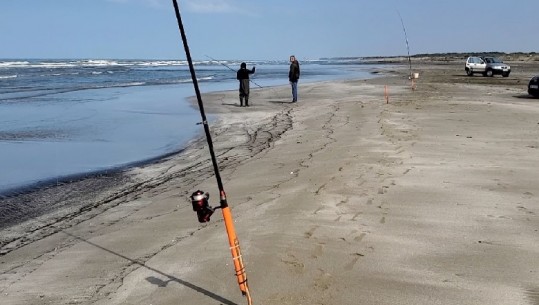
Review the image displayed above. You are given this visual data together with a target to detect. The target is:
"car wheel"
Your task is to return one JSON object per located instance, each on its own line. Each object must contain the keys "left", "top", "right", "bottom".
{"left": 502, "top": 72, "right": 510, "bottom": 77}
{"left": 466, "top": 69, "right": 473, "bottom": 76}
{"left": 486, "top": 69, "right": 494, "bottom": 77}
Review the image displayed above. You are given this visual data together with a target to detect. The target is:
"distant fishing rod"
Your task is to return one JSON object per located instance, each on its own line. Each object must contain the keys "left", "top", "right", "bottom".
{"left": 205, "top": 55, "right": 264, "bottom": 89}
{"left": 171, "top": 1, "right": 253, "bottom": 305}
{"left": 397, "top": 10, "right": 413, "bottom": 79}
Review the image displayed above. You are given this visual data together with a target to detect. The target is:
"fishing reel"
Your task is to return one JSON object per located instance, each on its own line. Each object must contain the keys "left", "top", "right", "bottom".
{"left": 190, "top": 190, "right": 216, "bottom": 223}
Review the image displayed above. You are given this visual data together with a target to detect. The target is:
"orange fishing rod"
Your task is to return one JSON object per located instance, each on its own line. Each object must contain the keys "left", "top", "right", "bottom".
{"left": 171, "top": 1, "right": 253, "bottom": 304}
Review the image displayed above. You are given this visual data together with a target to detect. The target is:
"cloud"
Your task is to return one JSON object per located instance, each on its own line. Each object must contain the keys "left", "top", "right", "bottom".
{"left": 105, "top": 0, "right": 168, "bottom": 9}
{"left": 105, "top": 0, "right": 251, "bottom": 14}
{"left": 182, "top": 0, "right": 240, "bottom": 14}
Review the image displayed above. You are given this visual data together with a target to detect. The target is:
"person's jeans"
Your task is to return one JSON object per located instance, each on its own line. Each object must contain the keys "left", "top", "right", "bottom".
{"left": 290, "top": 81, "right": 298, "bottom": 102}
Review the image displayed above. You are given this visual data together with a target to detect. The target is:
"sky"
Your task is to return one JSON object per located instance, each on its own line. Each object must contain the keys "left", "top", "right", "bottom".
{"left": 1, "top": 0, "right": 537, "bottom": 61}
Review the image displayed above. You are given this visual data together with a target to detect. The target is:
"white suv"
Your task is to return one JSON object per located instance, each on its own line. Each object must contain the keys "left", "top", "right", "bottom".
{"left": 465, "top": 56, "right": 511, "bottom": 77}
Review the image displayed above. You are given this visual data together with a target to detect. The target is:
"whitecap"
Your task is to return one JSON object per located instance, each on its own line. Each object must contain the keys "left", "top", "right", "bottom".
{"left": 0, "top": 61, "right": 30, "bottom": 68}
{"left": 38, "top": 62, "right": 77, "bottom": 69}
{"left": 80, "top": 60, "right": 120, "bottom": 67}
{"left": 112, "top": 82, "right": 146, "bottom": 87}
{"left": 137, "top": 60, "right": 187, "bottom": 67}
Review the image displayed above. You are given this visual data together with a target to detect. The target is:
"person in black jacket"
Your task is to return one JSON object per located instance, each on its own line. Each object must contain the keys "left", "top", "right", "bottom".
{"left": 236, "top": 62, "right": 255, "bottom": 107}
{"left": 288, "top": 55, "right": 300, "bottom": 102}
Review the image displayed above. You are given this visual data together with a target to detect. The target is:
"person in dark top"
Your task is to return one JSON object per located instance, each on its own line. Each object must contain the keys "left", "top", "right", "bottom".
{"left": 288, "top": 55, "right": 300, "bottom": 102}
{"left": 236, "top": 62, "right": 255, "bottom": 107}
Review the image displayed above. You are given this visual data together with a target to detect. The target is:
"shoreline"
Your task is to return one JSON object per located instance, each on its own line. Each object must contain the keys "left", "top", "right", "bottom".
{"left": 0, "top": 66, "right": 387, "bottom": 247}
{"left": 0, "top": 76, "right": 304, "bottom": 254}
{"left": 0, "top": 61, "right": 381, "bottom": 197}
{"left": 2, "top": 61, "right": 539, "bottom": 304}
{"left": 0, "top": 146, "right": 188, "bottom": 199}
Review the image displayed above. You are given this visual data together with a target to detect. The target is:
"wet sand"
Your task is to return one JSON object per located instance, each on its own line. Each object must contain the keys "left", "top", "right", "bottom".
{"left": 1, "top": 61, "right": 539, "bottom": 305}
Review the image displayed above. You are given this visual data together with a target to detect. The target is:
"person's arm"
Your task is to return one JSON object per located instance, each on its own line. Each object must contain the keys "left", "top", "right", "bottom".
{"left": 289, "top": 65, "right": 293, "bottom": 81}
{"left": 250, "top": 66, "right": 255, "bottom": 74}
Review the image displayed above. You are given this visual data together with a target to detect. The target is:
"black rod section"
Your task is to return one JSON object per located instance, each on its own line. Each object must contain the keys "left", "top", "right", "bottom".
{"left": 171, "top": 0, "right": 227, "bottom": 206}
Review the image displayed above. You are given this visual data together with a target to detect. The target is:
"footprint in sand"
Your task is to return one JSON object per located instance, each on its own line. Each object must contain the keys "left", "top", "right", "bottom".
{"left": 281, "top": 258, "right": 305, "bottom": 274}
{"left": 313, "top": 269, "right": 333, "bottom": 291}
{"left": 524, "top": 287, "right": 539, "bottom": 305}
{"left": 517, "top": 205, "right": 536, "bottom": 215}
{"left": 336, "top": 197, "right": 349, "bottom": 207}
{"left": 311, "top": 244, "right": 324, "bottom": 259}
{"left": 344, "top": 252, "right": 365, "bottom": 270}
{"left": 304, "top": 225, "right": 319, "bottom": 239}
{"left": 354, "top": 233, "right": 367, "bottom": 242}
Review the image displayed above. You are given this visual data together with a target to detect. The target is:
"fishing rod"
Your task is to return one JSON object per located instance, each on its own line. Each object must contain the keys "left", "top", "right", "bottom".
{"left": 397, "top": 10, "right": 413, "bottom": 80}
{"left": 171, "top": 1, "right": 253, "bottom": 305}
{"left": 205, "top": 54, "right": 264, "bottom": 89}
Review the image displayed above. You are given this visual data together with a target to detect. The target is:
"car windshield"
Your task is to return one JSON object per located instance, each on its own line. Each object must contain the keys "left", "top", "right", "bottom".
{"left": 484, "top": 57, "right": 503, "bottom": 63}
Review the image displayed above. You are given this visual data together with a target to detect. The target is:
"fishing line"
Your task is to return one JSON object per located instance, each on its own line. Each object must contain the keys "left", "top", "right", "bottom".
{"left": 205, "top": 54, "right": 264, "bottom": 105}
{"left": 171, "top": 1, "right": 253, "bottom": 305}
{"left": 205, "top": 54, "right": 264, "bottom": 89}
{"left": 207, "top": 54, "right": 287, "bottom": 104}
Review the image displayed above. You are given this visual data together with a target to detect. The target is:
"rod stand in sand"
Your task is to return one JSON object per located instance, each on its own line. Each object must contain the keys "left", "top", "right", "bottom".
{"left": 409, "top": 73, "right": 418, "bottom": 91}
{"left": 172, "top": 1, "right": 253, "bottom": 304}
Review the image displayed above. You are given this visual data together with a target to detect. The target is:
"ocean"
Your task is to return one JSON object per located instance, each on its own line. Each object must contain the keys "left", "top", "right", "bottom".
{"left": 0, "top": 58, "right": 378, "bottom": 195}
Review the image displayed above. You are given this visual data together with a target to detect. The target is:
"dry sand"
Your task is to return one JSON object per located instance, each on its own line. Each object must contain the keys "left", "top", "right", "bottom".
{"left": 1, "top": 61, "right": 539, "bottom": 305}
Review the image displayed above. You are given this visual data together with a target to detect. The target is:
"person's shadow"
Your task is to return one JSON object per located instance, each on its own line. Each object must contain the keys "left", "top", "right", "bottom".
{"left": 222, "top": 102, "right": 243, "bottom": 107}
{"left": 268, "top": 100, "right": 295, "bottom": 104}
{"left": 63, "top": 231, "right": 238, "bottom": 305}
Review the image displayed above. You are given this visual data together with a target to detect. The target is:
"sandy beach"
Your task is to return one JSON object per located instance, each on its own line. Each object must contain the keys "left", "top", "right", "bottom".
{"left": 1, "top": 60, "right": 539, "bottom": 305}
